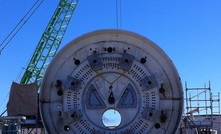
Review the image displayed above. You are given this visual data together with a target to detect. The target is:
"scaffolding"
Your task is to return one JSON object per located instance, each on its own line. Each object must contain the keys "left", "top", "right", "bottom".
{"left": 180, "top": 82, "right": 221, "bottom": 134}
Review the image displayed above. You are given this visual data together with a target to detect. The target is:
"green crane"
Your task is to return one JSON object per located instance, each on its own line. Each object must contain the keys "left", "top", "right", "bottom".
{"left": 20, "top": 0, "right": 79, "bottom": 85}
{"left": 0, "top": 0, "right": 79, "bottom": 117}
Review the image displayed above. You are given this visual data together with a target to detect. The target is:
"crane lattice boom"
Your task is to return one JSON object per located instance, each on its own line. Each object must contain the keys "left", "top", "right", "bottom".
{"left": 20, "top": 0, "right": 79, "bottom": 85}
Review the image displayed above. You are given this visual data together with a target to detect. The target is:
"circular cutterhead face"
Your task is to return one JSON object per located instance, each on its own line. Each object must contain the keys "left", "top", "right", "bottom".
{"left": 39, "top": 29, "right": 183, "bottom": 134}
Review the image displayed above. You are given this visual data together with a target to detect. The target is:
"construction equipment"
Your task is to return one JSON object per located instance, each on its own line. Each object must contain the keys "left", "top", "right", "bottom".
{"left": 39, "top": 29, "right": 184, "bottom": 133}
{"left": 0, "top": 0, "right": 79, "bottom": 117}
{"left": 20, "top": 0, "right": 79, "bottom": 85}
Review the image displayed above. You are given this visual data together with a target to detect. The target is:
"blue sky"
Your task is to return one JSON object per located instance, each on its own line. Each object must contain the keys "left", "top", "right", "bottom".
{"left": 1, "top": 1, "right": 221, "bottom": 115}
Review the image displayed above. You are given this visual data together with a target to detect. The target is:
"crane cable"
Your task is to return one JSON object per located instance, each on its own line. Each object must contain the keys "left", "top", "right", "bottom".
{"left": 0, "top": 0, "right": 44, "bottom": 55}
{"left": 116, "top": 0, "right": 122, "bottom": 29}
{"left": 0, "top": 93, "right": 9, "bottom": 109}
{"left": 0, "top": 0, "right": 44, "bottom": 117}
